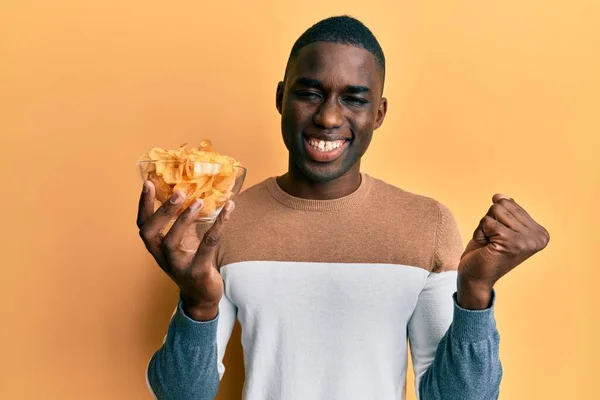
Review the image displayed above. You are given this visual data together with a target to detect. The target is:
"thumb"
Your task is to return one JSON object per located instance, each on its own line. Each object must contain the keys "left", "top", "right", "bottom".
{"left": 462, "top": 218, "right": 490, "bottom": 258}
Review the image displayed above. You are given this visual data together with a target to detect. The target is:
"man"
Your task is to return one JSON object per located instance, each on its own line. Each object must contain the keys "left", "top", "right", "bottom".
{"left": 138, "top": 16, "right": 549, "bottom": 400}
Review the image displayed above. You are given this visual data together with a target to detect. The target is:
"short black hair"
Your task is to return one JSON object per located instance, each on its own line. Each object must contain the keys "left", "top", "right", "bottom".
{"left": 285, "top": 15, "right": 386, "bottom": 83}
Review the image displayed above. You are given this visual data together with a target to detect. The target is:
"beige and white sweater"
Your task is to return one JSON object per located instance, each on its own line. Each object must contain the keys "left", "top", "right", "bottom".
{"left": 148, "top": 174, "right": 502, "bottom": 400}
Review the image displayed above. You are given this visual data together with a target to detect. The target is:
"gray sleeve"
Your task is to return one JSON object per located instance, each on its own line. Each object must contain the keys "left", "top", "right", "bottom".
{"left": 147, "top": 293, "right": 237, "bottom": 400}
{"left": 409, "top": 272, "right": 502, "bottom": 400}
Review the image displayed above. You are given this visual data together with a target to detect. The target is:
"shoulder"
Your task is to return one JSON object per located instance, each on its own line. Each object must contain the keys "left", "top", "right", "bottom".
{"left": 228, "top": 177, "right": 273, "bottom": 213}
{"left": 366, "top": 174, "right": 448, "bottom": 221}
{"left": 364, "top": 175, "right": 463, "bottom": 272}
{"left": 220, "top": 177, "right": 281, "bottom": 237}
{"left": 367, "top": 174, "right": 459, "bottom": 230}
{"left": 234, "top": 177, "right": 271, "bottom": 202}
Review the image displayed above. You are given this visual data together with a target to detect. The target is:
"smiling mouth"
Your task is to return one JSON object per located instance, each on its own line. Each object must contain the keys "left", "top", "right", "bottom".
{"left": 303, "top": 137, "right": 350, "bottom": 162}
{"left": 306, "top": 138, "right": 348, "bottom": 152}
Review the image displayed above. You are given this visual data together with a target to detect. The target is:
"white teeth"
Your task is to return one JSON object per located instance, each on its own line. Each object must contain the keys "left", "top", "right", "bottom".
{"left": 307, "top": 138, "right": 346, "bottom": 152}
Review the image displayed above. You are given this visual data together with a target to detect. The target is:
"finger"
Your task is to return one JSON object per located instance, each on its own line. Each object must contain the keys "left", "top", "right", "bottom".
{"left": 475, "top": 214, "right": 515, "bottom": 240}
{"left": 486, "top": 202, "right": 526, "bottom": 232}
{"left": 139, "top": 191, "right": 187, "bottom": 257}
{"left": 193, "top": 200, "right": 235, "bottom": 268}
{"left": 492, "top": 193, "right": 512, "bottom": 203}
{"left": 136, "top": 180, "right": 155, "bottom": 229}
{"left": 493, "top": 194, "right": 534, "bottom": 227}
{"left": 465, "top": 213, "right": 491, "bottom": 248}
{"left": 499, "top": 198, "right": 550, "bottom": 250}
{"left": 162, "top": 198, "right": 204, "bottom": 256}
{"left": 466, "top": 216, "right": 513, "bottom": 257}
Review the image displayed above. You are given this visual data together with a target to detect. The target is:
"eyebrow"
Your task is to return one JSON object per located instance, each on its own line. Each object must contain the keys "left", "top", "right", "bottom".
{"left": 294, "top": 77, "right": 371, "bottom": 94}
{"left": 295, "top": 77, "right": 324, "bottom": 89}
{"left": 344, "top": 85, "right": 371, "bottom": 94}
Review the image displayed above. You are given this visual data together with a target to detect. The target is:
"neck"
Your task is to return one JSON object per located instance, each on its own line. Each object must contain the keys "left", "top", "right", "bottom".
{"left": 277, "top": 158, "right": 362, "bottom": 200}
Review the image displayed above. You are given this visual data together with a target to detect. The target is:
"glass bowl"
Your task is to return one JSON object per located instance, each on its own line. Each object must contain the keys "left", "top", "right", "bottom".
{"left": 137, "top": 160, "right": 247, "bottom": 223}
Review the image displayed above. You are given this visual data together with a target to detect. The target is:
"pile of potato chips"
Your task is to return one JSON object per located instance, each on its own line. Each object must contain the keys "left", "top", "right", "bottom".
{"left": 137, "top": 140, "right": 243, "bottom": 217}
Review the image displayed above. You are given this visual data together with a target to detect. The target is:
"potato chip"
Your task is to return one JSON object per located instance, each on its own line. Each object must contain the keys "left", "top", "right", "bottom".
{"left": 213, "top": 174, "right": 236, "bottom": 193}
{"left": 147, "top": 172, "right": 173, "bottom": 203}
{"left": 199, "top": 140, "right": 213, "bottom": 151}
{"left": 138, "top": 142, "right": 243, "bottom": 219}
{"left": 160, "top": 162, "right": 184, "bottom": 185}
{"left": 200, "top": 191, "right": 218, "bottom": 215}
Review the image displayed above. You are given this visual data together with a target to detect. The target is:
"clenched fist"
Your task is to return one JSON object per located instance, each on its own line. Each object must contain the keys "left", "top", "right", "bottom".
{"left": 457, "top": 194, "right": 550, "bottom": 309}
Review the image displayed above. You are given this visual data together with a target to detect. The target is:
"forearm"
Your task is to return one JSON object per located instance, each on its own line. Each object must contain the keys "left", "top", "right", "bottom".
{"left": 147, "top": 301, "right": 221, "bottom": 400}
{"left": 418, "top": 292, "right": 502, "bottom": 400}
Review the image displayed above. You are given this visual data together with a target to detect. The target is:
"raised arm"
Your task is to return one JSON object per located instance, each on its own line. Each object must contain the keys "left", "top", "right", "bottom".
{"left": 410, "top": 197, "right": 548, "bottom": 400}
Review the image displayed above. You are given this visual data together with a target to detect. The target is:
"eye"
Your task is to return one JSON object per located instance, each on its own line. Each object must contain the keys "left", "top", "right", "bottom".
{"left": 343, "top": 96, "right": 369, "bottom": 107}
{"left": 294, "top": 91, "right": 322, "bottom": 100}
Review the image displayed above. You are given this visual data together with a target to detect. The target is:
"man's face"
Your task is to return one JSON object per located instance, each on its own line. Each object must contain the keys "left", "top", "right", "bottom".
{"left": 276, "top": 42, "right": 387, "bottom": 182}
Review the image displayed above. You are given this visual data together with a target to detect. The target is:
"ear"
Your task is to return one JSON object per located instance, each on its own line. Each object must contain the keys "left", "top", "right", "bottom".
{"left": 374, "top": 97, "right": 388, "bottom": 130}
{"left": 276, "top": 81, "right": 284, "bottom": 115}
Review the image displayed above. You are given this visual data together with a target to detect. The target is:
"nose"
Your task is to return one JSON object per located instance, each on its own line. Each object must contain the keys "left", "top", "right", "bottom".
{"left": 313, "top": 98, "right": 343, "bottom": 129}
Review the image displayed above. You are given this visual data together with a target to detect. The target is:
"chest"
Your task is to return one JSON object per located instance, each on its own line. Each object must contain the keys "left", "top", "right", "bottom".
{"left": 222, "top": 261, "right": 428, "bottom": 329}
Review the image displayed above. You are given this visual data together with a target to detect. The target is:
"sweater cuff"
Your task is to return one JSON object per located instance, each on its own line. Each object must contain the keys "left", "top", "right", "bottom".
{"left": 172, "top": 300, "right": 219, "bottom": 342}
{"left": 451, "top": 290, "right": 497, "bottom": 342}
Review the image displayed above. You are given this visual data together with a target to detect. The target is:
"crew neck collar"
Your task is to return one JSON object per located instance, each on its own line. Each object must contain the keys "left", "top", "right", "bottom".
{"left": 265, "top": 173, "right": 372, "bottom": 211}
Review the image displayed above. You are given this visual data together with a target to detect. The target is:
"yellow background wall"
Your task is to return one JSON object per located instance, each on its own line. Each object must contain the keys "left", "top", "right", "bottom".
{"left": 1, "top": 1, "right": 598, "bottom": 399}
